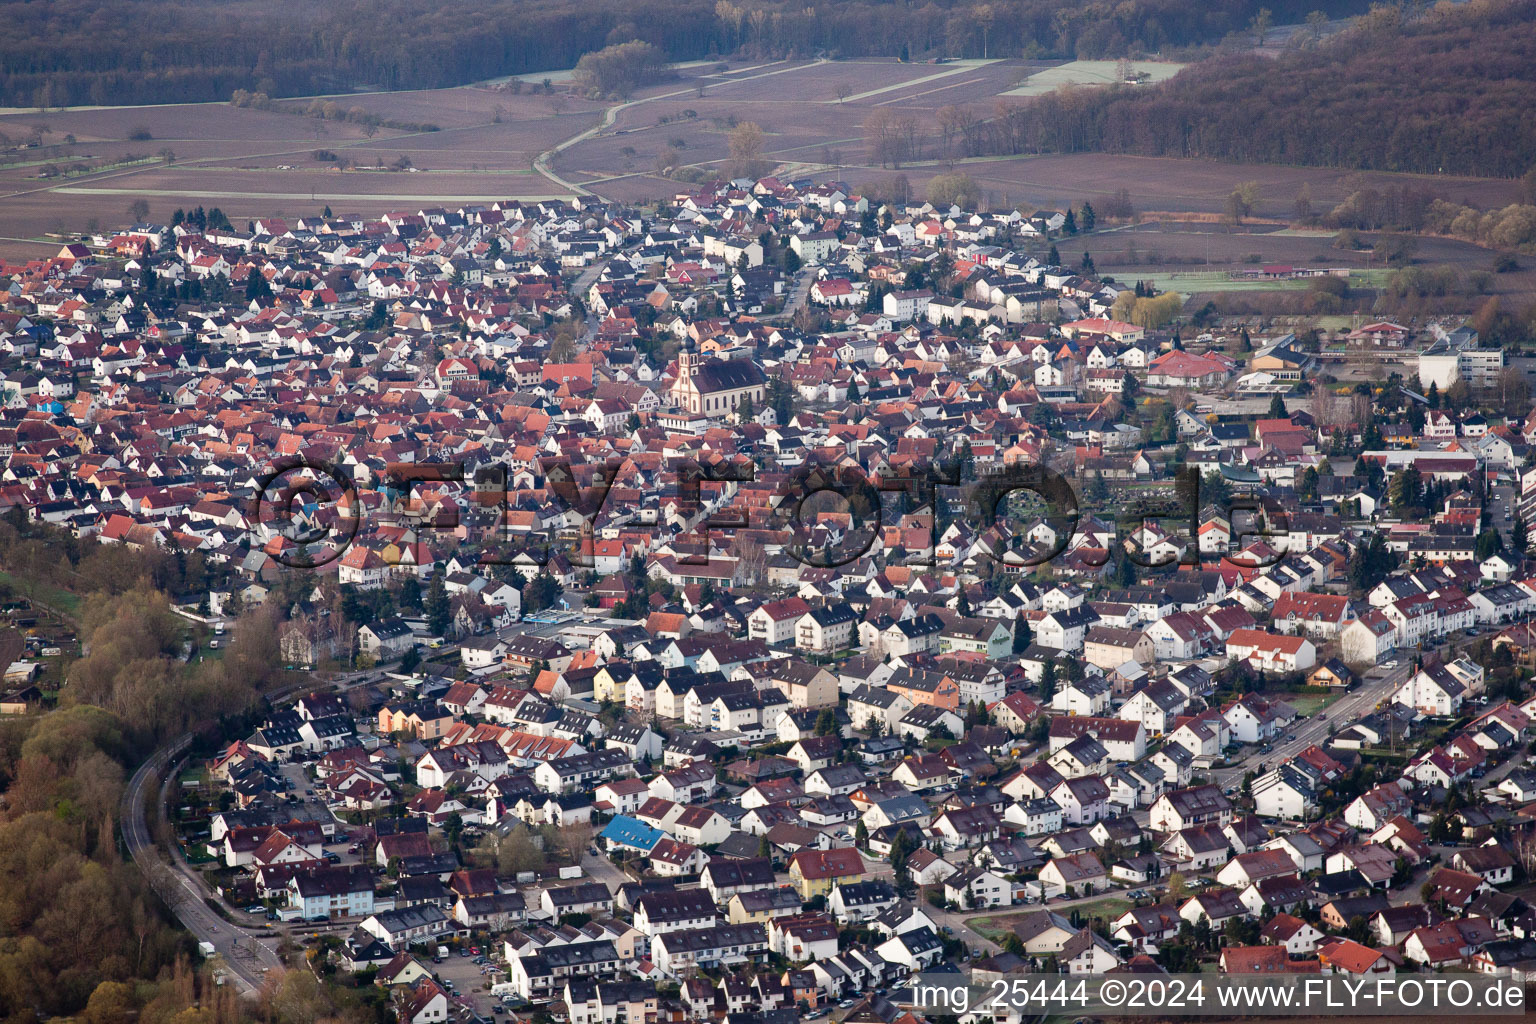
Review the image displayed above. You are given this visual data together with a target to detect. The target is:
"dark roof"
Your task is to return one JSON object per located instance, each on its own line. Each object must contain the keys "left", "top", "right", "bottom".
{"left": 690, "top": 358, "right": 768, "bottom": 395}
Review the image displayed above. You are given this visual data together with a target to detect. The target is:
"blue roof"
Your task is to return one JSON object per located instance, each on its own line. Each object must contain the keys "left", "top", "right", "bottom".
{"left": 599, "top": 815, "right": 663, "bottom": 851}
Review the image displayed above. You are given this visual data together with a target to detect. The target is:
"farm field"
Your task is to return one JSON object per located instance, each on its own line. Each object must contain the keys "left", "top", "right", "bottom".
{"left": 1036, "top": 220, "right": 1535, "bottom": 297}
{"left": 0, "top": 84, "right": 607, "bottom": 254}
{"left": 0, "top": 52, "right": 1527, "bottom": 292}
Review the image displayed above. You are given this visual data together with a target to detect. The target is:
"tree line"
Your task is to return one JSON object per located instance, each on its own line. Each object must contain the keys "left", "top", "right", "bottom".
{"left": 966, "top": 0, "right": 1536, "bottom": 178}
{"left": 0, "top": 0, "right": 1365, "bottom": 108}
{"left": 0, "top": 0, "right": 723, "bottom": 107}
{"left": 0, "top": 516, "right": 304, "bottom": 1022}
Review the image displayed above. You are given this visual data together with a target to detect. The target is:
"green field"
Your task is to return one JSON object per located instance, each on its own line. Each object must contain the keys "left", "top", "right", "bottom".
{"left": 1002, "top": 59, "right": 1185, "bottom": 97}
{"left": 1131, "top": 268, "right": 1394, "bottom": 299}
{"left": 1286, "top": 691, "right": 1346, "bottom": 716}
{"left": 968, "top": 912, "right": 1020, "bottom": 941}
{"left": 970, "top": 895, "right": 1134, "bottom": 940}
{"left": 0, "top": 570, "right": 82, "bottom": 617}
{"left": 1064, "top": 895, "right": 1134, "bottom": 924}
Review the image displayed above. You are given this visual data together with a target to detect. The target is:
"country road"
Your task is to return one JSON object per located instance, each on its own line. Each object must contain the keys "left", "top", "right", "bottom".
{"left": 120, "top": 669, "right": 393, "bottom": 993}
{"left": 534, "top": 59, "right": 828, "bottom": 196}
{"left": 123, "top": 736, "right": 283, "bottom": 993}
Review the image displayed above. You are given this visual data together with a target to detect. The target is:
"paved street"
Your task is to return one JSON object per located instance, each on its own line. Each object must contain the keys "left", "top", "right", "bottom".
{"left": 1211, "top": 659, "right": 1413, "bottom": 788}
{"left": 123, "top": 740, "right": 282, "bottom": 993}
{"left": 570, "top": 259, "right": 610, "bottom": 342}
{"left": 119, "top": 671, "right": 391, "bottom": 994}
{"left": 772, "top": 266, "right": 816, "bottom": 323}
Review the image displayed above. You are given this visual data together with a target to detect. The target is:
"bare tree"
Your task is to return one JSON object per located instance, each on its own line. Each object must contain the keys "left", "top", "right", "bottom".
{"left": 727, "top": 120, "right": 768, "bottom": 179}
{"left": 975, "top": 3, "right": 995, "bottom": 58}
{"left": 937, "top": 104, "right": 979, "bottom": 161}
{"left": 146, "top": 861, "right": 191, "bottom": 911}
{"left": 894, "top": 112, "right": 923, "bottom": 165}
{"left": 1293, "top": 183, "right": 1314, "bottom": 224}
{"left": 836, "top": 82, "right": 852, "bottom": 103}
{"left": 864, "top": 107, "right": 900, "bottom": 168}
{"left": 936, "top": 105, "right": 961, "bottom": 161}
{"left": 550, "top": 820, "right": 596, "bottom": 865}
{"left": 1514, "top": 833, "right": 1536, "bottom": 879}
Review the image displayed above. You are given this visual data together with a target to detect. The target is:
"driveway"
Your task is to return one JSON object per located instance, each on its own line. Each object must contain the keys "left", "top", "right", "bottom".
{"left": 579, "top": 846, "right": 636, "bottom": 891}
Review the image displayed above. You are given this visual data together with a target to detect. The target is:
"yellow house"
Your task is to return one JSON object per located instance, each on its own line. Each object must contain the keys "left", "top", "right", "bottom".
{"left": 727, "top": 886, "right": 805, "bottom": 924}
{"left": 592, "top": 665, "right": 624, "bottom": 704}
{"left": 377, "top": 700, "right": 454, "bottom": 741}
{"left": 787, "top": 848, "right": 866, "bottom": 899}
{"left": 379, "top": 954, "right": 433, "bottom": 989}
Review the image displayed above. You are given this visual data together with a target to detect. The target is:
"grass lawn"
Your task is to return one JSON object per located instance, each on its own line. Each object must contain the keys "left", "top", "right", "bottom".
{"left": 1127, "top": 269, "right": 1392, "bottom": 299}
{"left": 1066, "top": 895, "right": 1134, "bottom": 925}
{"left": 1285, "top": 691, "right": 1345, "bottom": 716}
{"left": 1139, "top": 272, "right": 1321, "bottom": 296}
{"left": 968, "top": 895, "right": 1134, "bottom": 940}
{"left": 967, "top": 913, "right": 1019, "bottom": 941}
{"left": 0, "top": 570, "right": 81, "bottom": 617}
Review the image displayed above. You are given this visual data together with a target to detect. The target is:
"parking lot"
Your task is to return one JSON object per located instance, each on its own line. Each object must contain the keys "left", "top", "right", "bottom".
{"left": 274, "top": 762, "right": 366, "bottom": 853}
{"left": 432, "top": 947, "right": 506, "bottom": 1020}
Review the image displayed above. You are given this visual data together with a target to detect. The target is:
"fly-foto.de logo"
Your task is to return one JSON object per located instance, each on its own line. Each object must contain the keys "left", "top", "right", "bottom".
{"left": 248, "top": 453, "right": 1296, "bottom": 574}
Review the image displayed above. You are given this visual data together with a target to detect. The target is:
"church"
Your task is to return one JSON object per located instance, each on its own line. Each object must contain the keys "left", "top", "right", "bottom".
{"left": 669, "top": 351, "right": 767, "bottom": 418}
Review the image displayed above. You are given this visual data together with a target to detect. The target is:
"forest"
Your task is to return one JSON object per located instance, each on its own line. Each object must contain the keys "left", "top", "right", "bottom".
{"left": 0, "top": 0, "right": 1367, "bottom": 108}
{"left": 0, "top": 514, "right": 315, "bottom": 1024}
{"left": 981, "top": 0, "right": 1536, "bottom": 178}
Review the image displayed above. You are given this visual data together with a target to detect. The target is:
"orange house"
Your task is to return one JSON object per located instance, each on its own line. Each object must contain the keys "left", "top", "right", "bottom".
{"left": 885, "top": 666, "right": 961, "bottom": 711}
